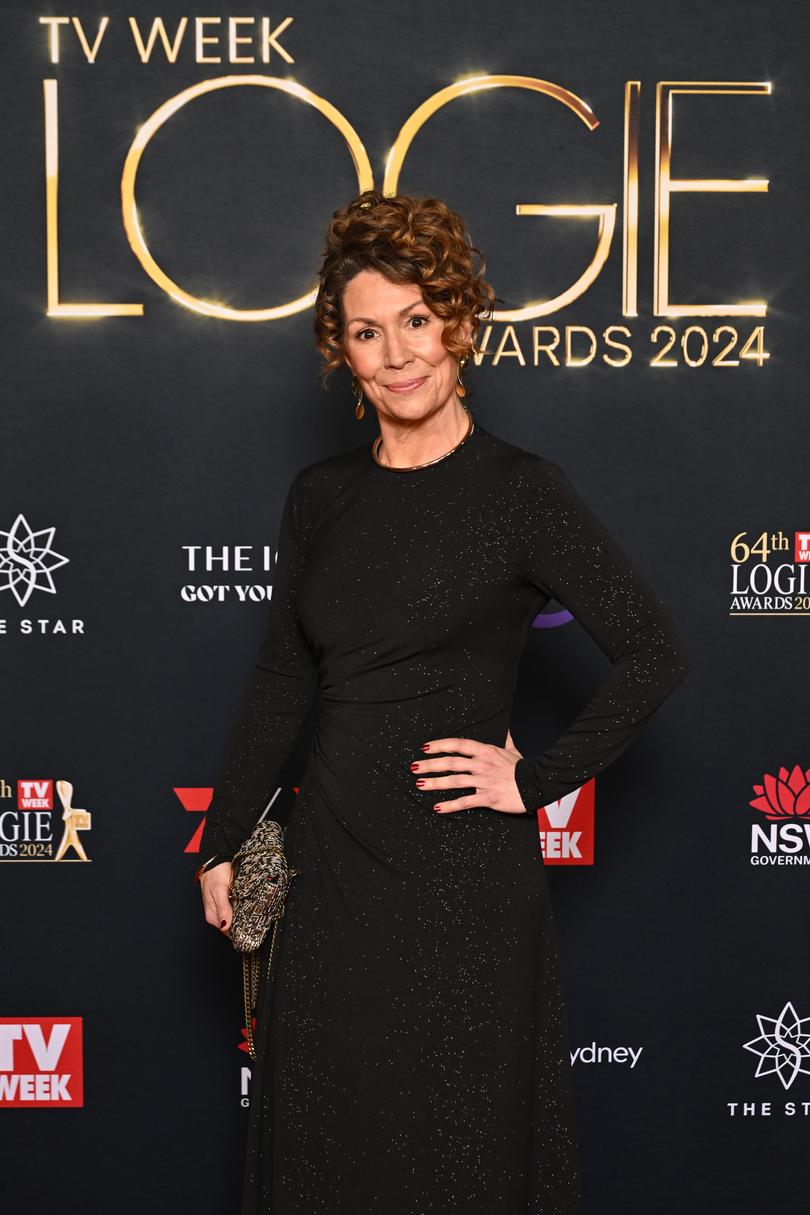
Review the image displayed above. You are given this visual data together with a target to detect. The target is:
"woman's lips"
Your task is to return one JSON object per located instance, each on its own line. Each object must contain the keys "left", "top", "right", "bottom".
{"left": 385, "top": 377, "right": 427, "bottom": 394}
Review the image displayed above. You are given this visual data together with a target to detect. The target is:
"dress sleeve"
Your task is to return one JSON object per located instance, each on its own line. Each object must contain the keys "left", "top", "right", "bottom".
{"left": 512, "top": 458, "right": 690, "bottom": 814}
{"left": 197, "top": 470, "right": 319, "bottom": 861}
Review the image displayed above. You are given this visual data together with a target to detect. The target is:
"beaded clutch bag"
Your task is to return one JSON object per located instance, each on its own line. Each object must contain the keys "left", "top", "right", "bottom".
{"left": 228, "top": 819, "right": 298, "bottom": 1059}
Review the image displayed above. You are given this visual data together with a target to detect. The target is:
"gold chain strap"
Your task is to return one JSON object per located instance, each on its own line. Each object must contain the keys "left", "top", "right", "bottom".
{"left": 241, "top": 867, "right": 298, "bottom": 1061}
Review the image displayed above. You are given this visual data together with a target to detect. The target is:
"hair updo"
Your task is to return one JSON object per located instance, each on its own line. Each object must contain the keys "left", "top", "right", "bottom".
{"left": 313, "top": 189, "right": 497, "bottom": 387}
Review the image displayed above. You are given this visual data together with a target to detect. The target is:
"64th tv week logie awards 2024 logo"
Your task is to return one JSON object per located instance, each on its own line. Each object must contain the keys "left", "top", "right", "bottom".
{"left": 729, "top": 529, "right": 810, "bottom": 616}
{"left": 0, "top": 778, "right": 93, "bottom": 863}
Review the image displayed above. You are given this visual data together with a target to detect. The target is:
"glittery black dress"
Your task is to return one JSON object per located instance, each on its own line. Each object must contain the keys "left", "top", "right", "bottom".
{"left": 199, "top": 420, "right": 689, "bottom": 1215}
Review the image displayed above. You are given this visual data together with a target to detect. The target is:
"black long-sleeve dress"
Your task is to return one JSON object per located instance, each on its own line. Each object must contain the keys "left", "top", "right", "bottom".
{"left": 199, "top": 419, "right": 689, "bottom": 1215}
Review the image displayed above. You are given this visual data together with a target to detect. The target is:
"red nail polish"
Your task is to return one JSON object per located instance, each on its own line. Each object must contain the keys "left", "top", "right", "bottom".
{"left": 220, "top": 920, "right": 227, "bottom": 928}
{"left": 421, "top": 743, "right": 430, "bottom": 751}
{"left": 416, "top": 779, "right": 425, "bottom": 787}
{"left": 434, "top": 805, "right": 442, "bottom": 812}
{"left": 410, "top": 762, "right": 419, "bottom": 771}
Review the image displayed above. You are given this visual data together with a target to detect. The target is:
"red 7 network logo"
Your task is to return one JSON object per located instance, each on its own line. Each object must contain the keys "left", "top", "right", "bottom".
{"left": 173, "top": 787, "right": 214, "bottom": 853}
{"left": 174, "top": 785, "right": 297, "bottom": 852}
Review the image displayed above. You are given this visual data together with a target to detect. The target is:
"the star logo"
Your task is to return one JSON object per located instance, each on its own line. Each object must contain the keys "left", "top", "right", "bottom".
{"left": 0, "top": 514, "right": 69, "bottom": 607}
{"left": 743, "top": 1001, "right": 810, "bottom": 1090}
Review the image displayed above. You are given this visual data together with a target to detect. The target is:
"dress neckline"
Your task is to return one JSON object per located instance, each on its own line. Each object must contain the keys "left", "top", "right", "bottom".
{"left": 369, "top": 410, "right": 478, "bottom": 474}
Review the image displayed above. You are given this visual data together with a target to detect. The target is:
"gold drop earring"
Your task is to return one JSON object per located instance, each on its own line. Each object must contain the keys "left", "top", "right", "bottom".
{"left": 456, "top": 353, "right": 470, "bottom": 398}
{"left": 352, "top": 375, "right": 365, "bottom": 420}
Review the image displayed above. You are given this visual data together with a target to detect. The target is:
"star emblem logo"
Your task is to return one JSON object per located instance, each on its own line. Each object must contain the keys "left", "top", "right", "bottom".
{"left": 743, "top": 1001, "right": 810, "bottom": 1090}
{"left": 0, "top": 513, "right": 70, "bottom": 607}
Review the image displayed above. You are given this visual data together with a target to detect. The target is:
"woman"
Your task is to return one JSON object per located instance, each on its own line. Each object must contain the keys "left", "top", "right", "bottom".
{"left": 197, "top": 190, "right": 690, "bottom": 1214}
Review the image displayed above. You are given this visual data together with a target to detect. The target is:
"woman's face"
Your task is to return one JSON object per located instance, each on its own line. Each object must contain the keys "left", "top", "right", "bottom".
{"left": 341, "top": 269, "right": 470, "bottom": 423}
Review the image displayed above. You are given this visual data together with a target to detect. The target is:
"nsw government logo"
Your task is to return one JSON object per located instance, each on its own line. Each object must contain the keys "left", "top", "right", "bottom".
{"left": 0, "top": 778, "right": 92, "bottom": 862}
{"left": 746, "top": 764, "right": 810, "bottom": 866}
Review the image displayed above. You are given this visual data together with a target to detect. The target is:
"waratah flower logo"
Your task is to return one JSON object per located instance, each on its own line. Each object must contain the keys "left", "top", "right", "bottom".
{"left": 743, "top": 1002, "right": 810, "bottom": 1090}
{"left": 0, "top": 513, "right": 69, "bottom": 607}
{"left": 748, "top": 765, "right": 810, "bottom": 820}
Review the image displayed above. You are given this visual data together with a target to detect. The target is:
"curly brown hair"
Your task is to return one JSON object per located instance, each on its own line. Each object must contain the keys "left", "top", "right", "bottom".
{"left": 313, "top": 189, "right": 498, "bottom": 388}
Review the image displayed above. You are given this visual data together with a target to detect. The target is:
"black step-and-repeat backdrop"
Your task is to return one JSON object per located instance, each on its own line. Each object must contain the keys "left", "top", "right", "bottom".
{"left": 2, "top": 2, "right": 808, "bottom": 1211}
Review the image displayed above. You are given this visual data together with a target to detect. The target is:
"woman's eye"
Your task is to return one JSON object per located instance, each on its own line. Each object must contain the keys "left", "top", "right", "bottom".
{"left": 354, "top": 316, "right": 427, "bottom": 341}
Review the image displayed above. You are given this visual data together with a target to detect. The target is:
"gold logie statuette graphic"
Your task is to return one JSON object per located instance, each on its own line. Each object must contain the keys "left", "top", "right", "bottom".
{"left": 54, "top": 779, "right": 92, "bottom": 862}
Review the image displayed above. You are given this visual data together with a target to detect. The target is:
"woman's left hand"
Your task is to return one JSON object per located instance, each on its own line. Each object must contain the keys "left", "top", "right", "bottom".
{"left": 411, "top": 729, "right": 528, "bottom": 814}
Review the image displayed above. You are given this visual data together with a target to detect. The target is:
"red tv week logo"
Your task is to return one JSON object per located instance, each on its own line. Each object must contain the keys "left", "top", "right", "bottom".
{"left": 18, "top": 779, "right": 53, "bottom": 810}
{"left": 537, "top": 781, "right": 595, "bottom": 865}
{"left": 795, "top": 532, "right": 810, "bottom": 564}
{"left": 0, "top": 1017, "right": 84, "bottom": 1107}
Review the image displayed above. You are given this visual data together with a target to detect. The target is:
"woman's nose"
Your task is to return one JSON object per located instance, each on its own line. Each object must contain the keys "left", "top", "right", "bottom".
{"left": 383, "top": 332, "right": 411, "bottom": 366}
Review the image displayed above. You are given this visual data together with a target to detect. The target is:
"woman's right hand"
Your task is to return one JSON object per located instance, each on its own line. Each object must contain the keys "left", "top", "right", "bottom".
{"left": 200, "top": 861, "right": 233, "bottom": 937}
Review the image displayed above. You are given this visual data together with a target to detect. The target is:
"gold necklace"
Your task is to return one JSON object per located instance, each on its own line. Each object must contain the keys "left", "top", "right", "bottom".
{"left": 371, "top": 406, "right": 474, "bottom": 471}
